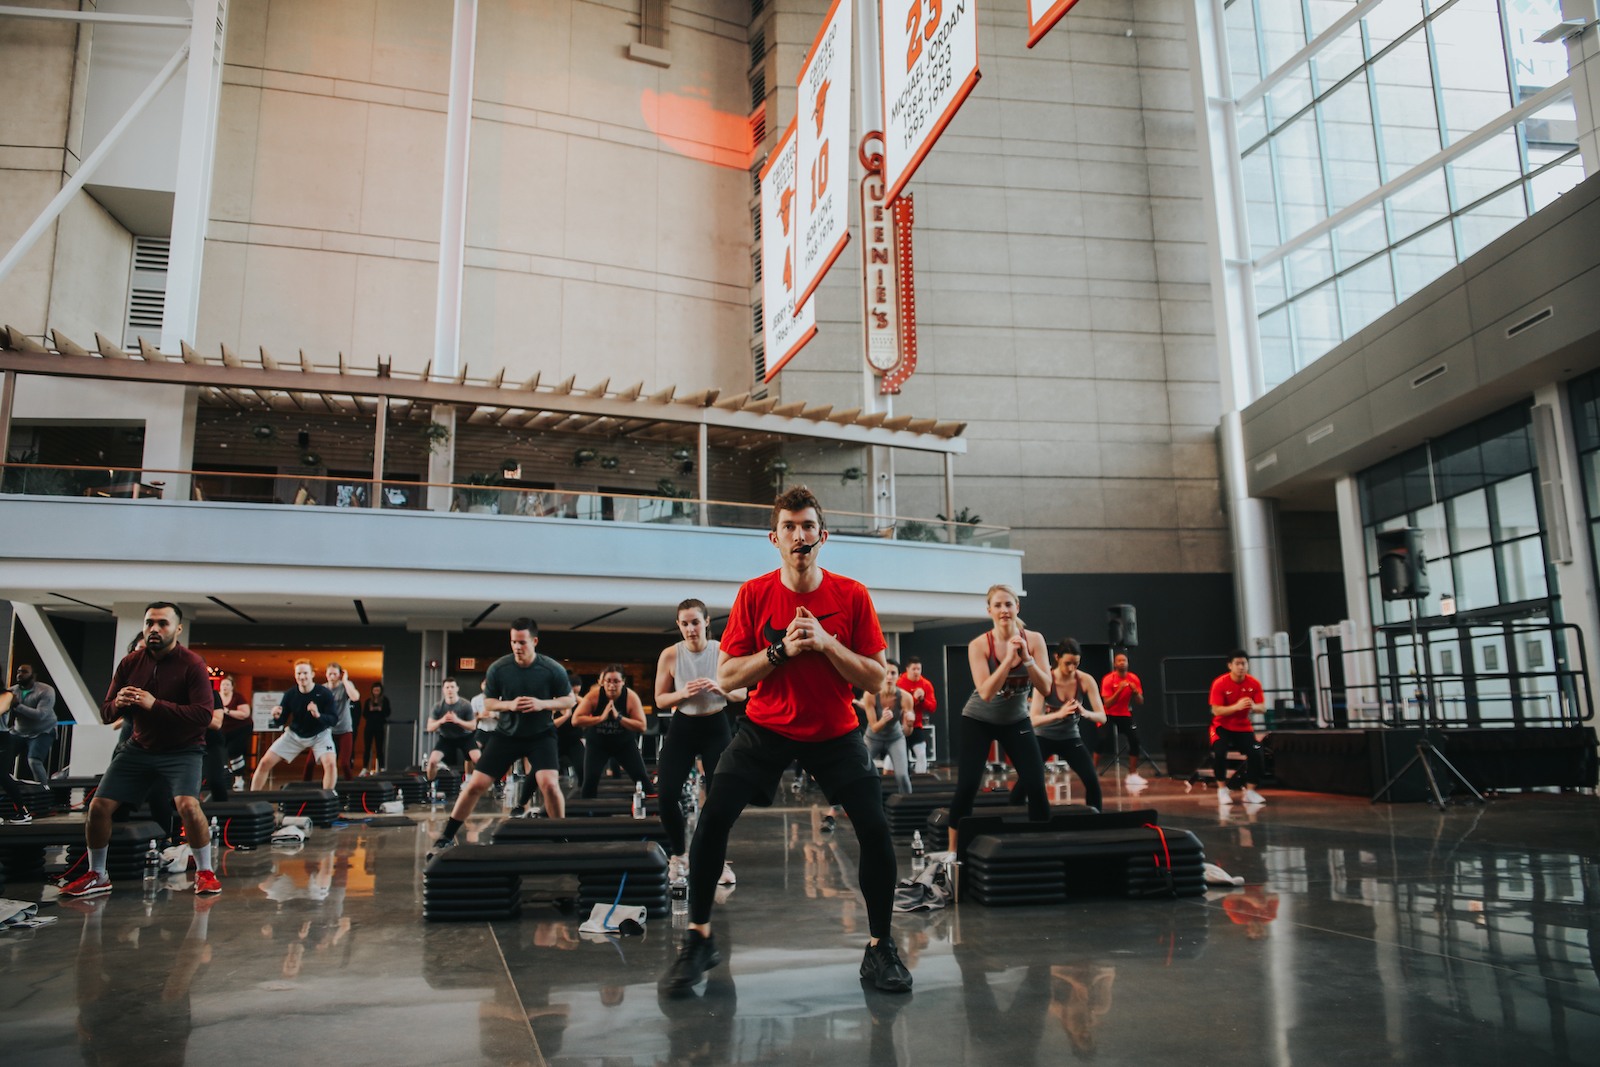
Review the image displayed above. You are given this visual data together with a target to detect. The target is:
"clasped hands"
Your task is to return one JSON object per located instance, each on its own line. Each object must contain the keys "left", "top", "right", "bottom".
{"left": 781, "top": 606, "right": 834, "bottom": 658}
{"left": 115, "top": 686, "right": 156, "bottom": 710}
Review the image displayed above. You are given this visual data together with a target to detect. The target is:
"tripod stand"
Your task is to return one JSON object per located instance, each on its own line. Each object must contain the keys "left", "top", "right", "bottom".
{"left": 1371, "top": 601, "right": 1485, "bottom": 810}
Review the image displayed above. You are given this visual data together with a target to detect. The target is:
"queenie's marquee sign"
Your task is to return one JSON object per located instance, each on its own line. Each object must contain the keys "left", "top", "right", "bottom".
{"left": 859, "top": 133, "right": 917, "bottom": 394}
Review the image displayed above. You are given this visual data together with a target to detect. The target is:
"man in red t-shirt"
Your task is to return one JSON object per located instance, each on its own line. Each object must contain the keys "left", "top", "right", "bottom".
{"left": 660, "top": 486, "right": 912, "bottom": 997}
{"left": 1208, "top": 650, "right": 1266, "bottom": 806}
{"left": 1097, "top": 652, "right": 1146, "bottom": 786}
{"left": 897, "top": 655, "right": 937, "bottom": 773}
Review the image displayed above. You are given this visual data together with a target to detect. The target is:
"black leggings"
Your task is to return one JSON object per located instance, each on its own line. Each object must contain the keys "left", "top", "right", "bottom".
{"left": 655, "top": 713, "right": 732, "bottom": 855}
{"left": 1212, "top": 726, "right": 1264, "bottom": 786}
{"left": 951, "top": 717, "right": 1049, "bottom": 825}
{"left": 203, "top": 730, "right": 230, "bottom": 802}
{"left": 1013, "top": 735, "right": 1101, "bottom": 811}
{"left": 362, "top": 718, "right": 387, "bottom": 769}
{"left": 689, "top": 772, "right": 897, "bottom": 938}
{"left": 0, "top": 736, "right": 26, "bottom": 811}
{"left": 579, "top": 733, "right": 649, "bottom": 797}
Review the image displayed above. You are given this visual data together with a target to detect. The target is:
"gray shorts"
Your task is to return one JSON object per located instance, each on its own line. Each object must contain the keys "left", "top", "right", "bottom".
{"left": 98, "top": 743, "right": 204, "bottom": 804}
{"left": 268, "top": 729, "right": 336, "bottom": 762}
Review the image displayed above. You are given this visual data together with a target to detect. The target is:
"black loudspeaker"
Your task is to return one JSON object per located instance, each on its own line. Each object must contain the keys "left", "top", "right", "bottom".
{"left": 1376, "top": 527, "right": 1429, "bottom": 601}
{"left": 1107, "top": 604, "right": 1138, "bottom": 647}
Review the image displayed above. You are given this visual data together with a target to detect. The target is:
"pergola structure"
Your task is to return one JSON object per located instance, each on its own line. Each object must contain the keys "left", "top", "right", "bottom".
{"left": 0, "top": 326, "right": 968, "bottom": 515}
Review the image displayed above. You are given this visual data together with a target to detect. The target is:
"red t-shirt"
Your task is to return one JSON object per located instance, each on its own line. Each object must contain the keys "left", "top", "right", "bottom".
{"left": 896, "top": 675, "right": 937, "bottom": 728}
{"left": 720, "top": 568, "right": 886, "bottom": 742}
{"left": 1208, "top": 672, "right": 1263, "bottom": 742}
{"left": 1099, "top": 671, "right": 1142, "bottom": 717}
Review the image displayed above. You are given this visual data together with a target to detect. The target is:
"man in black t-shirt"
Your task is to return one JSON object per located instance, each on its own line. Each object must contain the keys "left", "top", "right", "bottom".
{"left": 425, "top": 677, "right": 479, "bottom": 785}
{"left": 252, "top": 659, "right": 339, "bottom": 790}
{"left": 431, "top": 618, "right": 574, "bottom": 856}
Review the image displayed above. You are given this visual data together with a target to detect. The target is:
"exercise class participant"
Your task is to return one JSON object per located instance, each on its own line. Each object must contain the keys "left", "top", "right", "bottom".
{"left": 431, "top": 618, "right": 575, "bottom": 855}
{"left": 1014, "top": 639, "right": 1105, "bottom": 812}
{"left": 216, "top": 675, "right": 253, "bottom": 786}
{"left": 860, "top": 660, "right": 915, "bottom": 795}
{"left": 1097, "top": 651, "right": 1146, "bottom": 786}
{"left": 324, "top": 662, "right": 360, "bottom": 780}
{"left": 252, "top": 660, "right": 339, "bottom": 790}
{"left": 425, "top": 677, "right": 480, "bottom": 787}
{"left": 574, "top": 667, "right": 650, "bottom": 798}
{"left": 62, "top": 603, "right": 222, "bottom": 897}
{"left": 660, "top": 485, "right": 912, "bottom": 996}
{"left": 1209, "top": 650, "right": 1267, "bottom": 806}
{"left": 359, "top": 681, "right": 391, "bottom": 774}
{"left": 654, "top": 598, "right": 746, "bottom": 873}
{"left": 947, "top": 585, "right": 1052, "bottom": 851}
{"left": 898, "top": 655, "right": 936, "bottom": 773}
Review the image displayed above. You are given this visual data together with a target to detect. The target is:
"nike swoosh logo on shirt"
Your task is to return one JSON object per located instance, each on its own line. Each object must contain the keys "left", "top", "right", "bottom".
{"left": 760, "top": 611, "right": 841, "bottom": 646}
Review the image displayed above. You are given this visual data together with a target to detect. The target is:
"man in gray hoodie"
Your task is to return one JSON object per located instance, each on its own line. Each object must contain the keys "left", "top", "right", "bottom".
{"left": 5, "top": 664, "right": 57, "bottom": 783}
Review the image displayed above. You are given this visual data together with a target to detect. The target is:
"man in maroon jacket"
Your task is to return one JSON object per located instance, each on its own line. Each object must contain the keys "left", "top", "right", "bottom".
{"left": 62, "top": 602, "right": 222, "bottom": 897}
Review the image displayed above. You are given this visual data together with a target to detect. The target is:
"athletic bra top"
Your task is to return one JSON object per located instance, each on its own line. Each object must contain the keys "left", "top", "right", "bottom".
{"left": 961, "top": 632, "right": 1033, "bottom": 725}
{"left": 673, "top": 640, "right": 727, "bottom": 717}
{"left": 872, "top": 687, "right": 906, "bottom": 738}
{"left": 986, "top": 632, "right": 1034, "bottom": 700}
{"left": 1035, "top": 671, "right": 1087, "bottom": 741}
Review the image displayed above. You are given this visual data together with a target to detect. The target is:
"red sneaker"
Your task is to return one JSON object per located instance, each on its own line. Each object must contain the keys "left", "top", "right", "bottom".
{"left": 61, "top": 870, "right": 114, "bottom": 897}
{"left": 194, "top": 869, "right": 222, "bottom": 895}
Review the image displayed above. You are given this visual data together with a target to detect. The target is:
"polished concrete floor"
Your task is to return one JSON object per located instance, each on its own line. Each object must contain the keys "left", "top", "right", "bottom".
{"left": 2, "top": 769, "right": 1598, "bottom": 1065}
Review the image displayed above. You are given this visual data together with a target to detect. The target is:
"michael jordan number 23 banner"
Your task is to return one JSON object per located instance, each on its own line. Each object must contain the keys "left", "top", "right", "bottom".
{"left": 880, "top": 0, "right": 981, "bottom": 203}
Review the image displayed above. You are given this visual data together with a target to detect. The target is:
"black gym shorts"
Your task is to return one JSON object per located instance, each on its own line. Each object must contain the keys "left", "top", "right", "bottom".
{"left": 474, "top": 732, "right": 559, "bottom": 781}
{"left": 715, "top": 718, "right": 875, "bottom": 807}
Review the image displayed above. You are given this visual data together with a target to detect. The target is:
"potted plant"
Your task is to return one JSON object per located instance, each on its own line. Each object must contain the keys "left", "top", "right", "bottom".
{"left": 937, "top": 506, "right": 983, "bottom": 545}
{"left": 422, "top": 422, "right": 451, "bottom": 454}
{"left": 462, "top": 472, "right": 503, "bottom": 514}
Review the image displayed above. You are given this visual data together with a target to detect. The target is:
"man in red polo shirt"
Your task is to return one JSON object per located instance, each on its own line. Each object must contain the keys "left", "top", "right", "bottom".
{"left": 897, "top": 655, "right": 937, "bottom": 773}
{"left": 1208, "top": 650, "right": 1266, "bottom": 806}
{"left": 1098, "top": 651, "right": 1146, "bottom": 786}
{"left": 659, "top": 485, "right": 912, "bottom": 997}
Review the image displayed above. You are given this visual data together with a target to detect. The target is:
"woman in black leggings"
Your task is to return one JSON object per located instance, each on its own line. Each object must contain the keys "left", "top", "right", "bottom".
{"left": 1011, "top": 638, "right": 1105, "bottom": 811}
{"left": 360, "top": 682, "right": 391, "bottom": 773}
{"left": 574, "top": 667, "right": 651, "bottom": 798}
{"left": 948, "top": 584, "right": 1053, "bottom": 850}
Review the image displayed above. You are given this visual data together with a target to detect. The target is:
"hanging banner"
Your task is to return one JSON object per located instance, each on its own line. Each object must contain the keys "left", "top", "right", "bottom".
{"left": 760, "top": 119, "right": 817, "bottom": 381}
{"left": 1026, "top": 0, "right": 1084, "bottom": 48}
{"left": 794, "top": 0, "right": 853, "bottom": 310}
{"left": 880, "top": 0, "right": 981, "bottom": 203}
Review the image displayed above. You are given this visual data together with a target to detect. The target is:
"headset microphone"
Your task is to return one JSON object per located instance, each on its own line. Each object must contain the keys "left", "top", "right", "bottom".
{"left": 795, "top": 542, "right": 815, "bottom": 556}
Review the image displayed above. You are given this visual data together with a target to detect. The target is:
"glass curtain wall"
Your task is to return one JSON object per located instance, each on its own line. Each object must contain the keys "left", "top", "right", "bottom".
{"left": 1356, "top": 403, "right": 1579, "bottom": 726}
{"left": 1225, "top": 0, "right": 1584, "bottom": 390}
{"left": 1570, "top": 369, "right": 1600, "bottom": 585}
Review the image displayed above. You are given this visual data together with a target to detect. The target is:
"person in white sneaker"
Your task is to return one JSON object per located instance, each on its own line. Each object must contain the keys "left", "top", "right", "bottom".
{"left": 1097, "top": 652, "right": 1147, "bottom": 786}
{"left": 252, "top": 660, "right": 339, "bottom": 791}
{"left": 1208, "top": 651, "right": 1268, "bottom": 806}
{"left": 653, "top": 598, "right": 746, "bottom": 884}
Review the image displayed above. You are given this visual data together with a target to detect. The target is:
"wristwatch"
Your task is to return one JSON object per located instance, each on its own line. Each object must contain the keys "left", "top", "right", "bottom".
{"left": 766, "top": 641, "right": 789, "bottom": 666}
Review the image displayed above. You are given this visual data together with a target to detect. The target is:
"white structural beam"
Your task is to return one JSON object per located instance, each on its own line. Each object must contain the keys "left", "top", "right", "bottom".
{"left": 432, "top": 0, "right": 479, "bottom": 380}
{"left": 0, "top": 5, "right": 191, "bottom": 27}
{"left": 0, "top": 44, "right": 190, "bottom": 287}
{"left": 10, "top": 603, "right": 117, "bottom": 777}
{"left": 162, "top": 0, "right": 229, "bottom": 354}
{"left": 1188, "top": 0, "right": 1285, "bottom": 644}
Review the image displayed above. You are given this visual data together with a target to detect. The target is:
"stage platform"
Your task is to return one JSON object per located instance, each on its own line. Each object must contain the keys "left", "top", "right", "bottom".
{"left": 1163, "top": 725, "right": 1598, "bottom": 798}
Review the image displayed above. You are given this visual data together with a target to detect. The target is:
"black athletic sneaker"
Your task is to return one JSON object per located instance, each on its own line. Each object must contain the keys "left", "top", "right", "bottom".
{"left": 659, "top": 930, "right": 721, "bottom": 995}
{"left": 426, "top": 836, "right": 455, "bottom": 862}
{"left": 860, "top": 936, "right": 913, "bottom": 993}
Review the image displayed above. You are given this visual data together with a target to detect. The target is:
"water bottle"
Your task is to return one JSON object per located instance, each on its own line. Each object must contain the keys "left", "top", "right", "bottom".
{"left": 430, "top": 779, "right": 441, "bottom": 809}
{"left": 911, "top": 830, "right": 926, "bottom": 873}
{"left": 143, "top": 839, "right": 161, "bottom": 899}
{"left": 209, "top": 815, "right": 220, "bottom": 847}
{"left": 631, "top": 782, "right": 646, "bottom": 820}
{"left": 670, "top": 875, "right": 688, "bottom": 925}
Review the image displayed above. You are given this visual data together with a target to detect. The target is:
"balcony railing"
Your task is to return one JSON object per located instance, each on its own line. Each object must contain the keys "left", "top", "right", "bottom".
{"left": 0, "top": 463, "right": 1010, "bottom": 548}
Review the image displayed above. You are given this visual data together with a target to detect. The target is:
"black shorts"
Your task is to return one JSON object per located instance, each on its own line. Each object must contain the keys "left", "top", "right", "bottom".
{"left": 431, "top": 735, "right": 479, "bottom": 765}
{"left": 98, "top": 744, "right": 204, "bottom": 804}
{"left": 475, "top": 732, "right": 559, "bottom": 781}
{"left": 1097, "top": 715, "right": 1140, "bottom": 755}
{"left": 716, "top": 719, "right": 874, "bottom": 807}
{"left": 907, "top": 727, "right": 928, "bottom": 748}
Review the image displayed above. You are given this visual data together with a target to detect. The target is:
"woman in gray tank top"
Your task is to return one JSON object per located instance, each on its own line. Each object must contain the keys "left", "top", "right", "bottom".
{"left": 860, "top": 661, "right": 915, "bottom": 794}
{"left": 1012, "top": 638, "right": 1106, "bottom": 811}
{"left": 948, "top": 584, "right": 1053, "bottom": 848}
{"left": 653, "top": 598, "right": 748, "bottom": 873}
